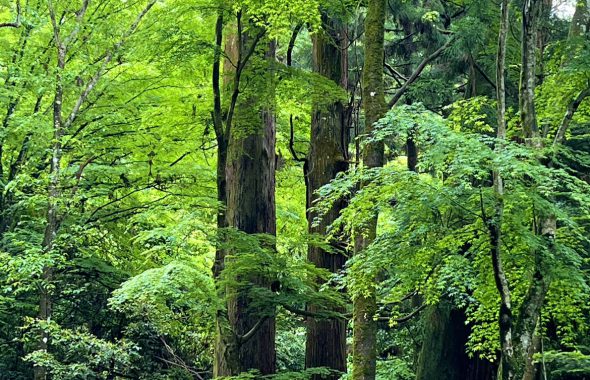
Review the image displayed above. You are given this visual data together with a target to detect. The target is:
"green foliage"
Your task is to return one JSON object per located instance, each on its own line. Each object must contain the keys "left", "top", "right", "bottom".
{"left": 23, "top": 320, "right": 140, "bottom": 380}
{"left": 0, "top": 0, "right": 589, "bottom": 378}
{"left": 317, "top": 102, "right": 590, "bottom": 359}
{"left": 536, "top": 350, "right": 590, "bottom": 378}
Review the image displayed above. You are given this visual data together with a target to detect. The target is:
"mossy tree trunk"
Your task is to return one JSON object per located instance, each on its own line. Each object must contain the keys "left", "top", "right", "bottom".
{"left": 304, "top": 11, "right": 349, "bottom": 380}
{"left": 352, "top": 1, "right": 386, "bottom": 379}
{"left": 570, "top": 0, "right": 589, "bottom": 38}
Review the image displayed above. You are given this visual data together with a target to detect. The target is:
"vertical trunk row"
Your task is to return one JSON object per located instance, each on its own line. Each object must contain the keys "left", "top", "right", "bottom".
{"left": 305, "top": 12, "right": 349, "bottom": 380}
{"left": 352, "top": 1, "right": 386, "bottom": 379}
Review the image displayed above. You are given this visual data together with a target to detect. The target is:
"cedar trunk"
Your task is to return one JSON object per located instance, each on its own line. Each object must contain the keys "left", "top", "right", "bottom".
{"left": 213, "top": 17, "right": 277, "bottom": 373}
{"left": 352, "top": 0, "right": 386, "bottom": 379}
{"left": 415, "top": 302, "right": 496, "bottom": 380}
{"left": 304, "top": 13, "right": 349, "bottom": 380}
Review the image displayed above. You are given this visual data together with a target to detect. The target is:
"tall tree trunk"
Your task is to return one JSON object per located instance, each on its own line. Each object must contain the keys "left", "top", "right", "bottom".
{"left": 304, "top": 12, "right": 349, "bottom": 380}
{"left": 492, "top": 2, "right": 516, "bottom": 380}
{"left": 520, "top": 0, "right": 540, "bottom": 142}
{"left": 509, "top": 2, "right": 550, "bottom": 379}
{"left": 216, "top": 21, "right": 277, "bottom": 373}
{"left": 34, "top": 10, "right": 67, "bottom": 378}
{"left": 352, "top": 1, "right": 386, "bottom": 379}
{"left": 569, "top": 0, "right": 589, "bottom": 38}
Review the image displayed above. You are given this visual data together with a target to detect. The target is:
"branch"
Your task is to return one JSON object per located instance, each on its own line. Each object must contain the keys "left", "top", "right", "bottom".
{"left": 212, "top": 11, "right": 223, "bottom": 140}
{"left": 383, "top": 61, "right": 407, "bottom": 87}
{"left": 63, "top": 0, "right": 156, "bottom": 129}
{"left": 0, "top": 0, "right": 21, "bottom": 28}
{"left": 281, "top": 303, "right": 344, "bottom": 320}
{"left": 237, "top": 317, "right": 268, "bottom": 344}
{"left": 387, "top": 37, "right": 455, "bottom": 109}
{"left": 474, "top": 61, "right": 497, "bottom": 90}
{"left": 553, "top": 86, "right": 590, "bottom": 146}
{"left": 224, "top": 11, "right": 266, "bottom": 138}
{"left": 288, "top": 115, "right": 306, "bottom": 162}
{"left": 378, "top": 304, "right": 426, "bottom": 324}
{"left": 287, "top": 23, "right": 303, "bottom": 67}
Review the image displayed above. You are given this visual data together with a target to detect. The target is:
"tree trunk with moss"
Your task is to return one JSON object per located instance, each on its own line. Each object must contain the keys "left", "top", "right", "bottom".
{"left": 304, "top": 12, "right": 349, "bottom": 380}
{"left": 352, "top": 1, "right": 386, "bottom": 379}
{"left": 570, "top": 0, "right": 589, "bottom": 38}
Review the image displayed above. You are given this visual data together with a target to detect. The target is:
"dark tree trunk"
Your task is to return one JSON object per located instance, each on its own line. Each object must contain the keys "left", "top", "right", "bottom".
{"left": 304, "top": 12, "right": 349, "bottom": 380}
{"left": 569, "top": 0, "right": 589, "bottom": 38}
{"left": 416, "top": 302, "right": 497, "bottom": 380}
{"left": 352, "top": 1, "right": 386, "bottom": 379}
{"left": 222, "top": 34, "right": 277, "bottom": 375}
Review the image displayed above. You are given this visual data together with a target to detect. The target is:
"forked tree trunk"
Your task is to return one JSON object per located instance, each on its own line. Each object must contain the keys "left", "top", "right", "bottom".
{"left": 304, "top": 12, "right": 349, "bottom": 380}
{"left": 352, "top": 1, "right": 386, "bottom": 379}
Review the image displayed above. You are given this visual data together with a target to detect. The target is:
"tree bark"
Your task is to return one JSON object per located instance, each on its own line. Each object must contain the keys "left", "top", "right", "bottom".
{"left": 304, "top": 12, "right": 349, "bottom": 380}
{"left": 569, "top": 0, "right": 589, "bottom": 38}
{"left": 214, "top": 15, "right": 277, "bottom": 373}
{"left": 352, "top": 1, "right": 386, "bottom": 379}
{"left": 416, "top": 302, "right": 496, "bottom": 380}
{"left": 520, "top": 0, "right": 541, "bottom": 142}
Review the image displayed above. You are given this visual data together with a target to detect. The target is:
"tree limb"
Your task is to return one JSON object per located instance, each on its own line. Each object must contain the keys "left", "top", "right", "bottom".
{"left": 0, "top": 0, "right": 21, "bottom": 28}
{"left": 553, "top": 85, "right": 590, "bottom": 146}
{"left": 387, "top": 37, "right": 455, "bottom": 109}
{"left": 377, "top": 304, "right": 426, "bottom": 324}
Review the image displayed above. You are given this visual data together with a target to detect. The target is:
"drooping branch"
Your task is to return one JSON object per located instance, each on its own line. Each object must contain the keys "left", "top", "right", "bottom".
{"left": 212, "top": 11, "right": 224, "bottom": 140}
{"left": 387, "top": 37, "right": 455, "bottom": 108}
{"left": 377, "top": 304, "right": 426, "bottom": 324}
{"left": 237, "top": 317, "right": 268, "bottom": 344}
{"left": 553, "top": 86, "right": 590, "bottom": 146}
{"left": 0, "top": 0, "right": 21, "bottom": 28}
{"left": 286, "top": 22, "right": 303, "bottom": 67}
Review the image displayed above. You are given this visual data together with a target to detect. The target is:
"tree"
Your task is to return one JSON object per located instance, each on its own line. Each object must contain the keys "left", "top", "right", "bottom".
{"left": 352, "top": 1, "right": 386, "bottom": 379}
{"left": 304, "top": 10, "right": 349, "bottom": 380}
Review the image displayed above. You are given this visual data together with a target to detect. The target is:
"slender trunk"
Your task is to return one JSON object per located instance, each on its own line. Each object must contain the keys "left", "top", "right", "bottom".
{"left": 352, "top": 1, "right": 386, "bottom": 379}
{"left": 513, "top": 1, "right": 550, "bottom": 379}
{"left": 491, "top": 1, "right": 522, "bottom": 379}
{"left": 34, "top": 33, "right": 66, "bottom": 380}
{"left": 304, "top": 13, "right": 349, "bottom": 380}
{"left": 520, "top": 0, "right": 540, "bottom": 142}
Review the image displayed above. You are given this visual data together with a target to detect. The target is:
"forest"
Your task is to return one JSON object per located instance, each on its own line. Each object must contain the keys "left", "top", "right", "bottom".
{"left": 1, "top": 0, "right": 590, "bottom": 379}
